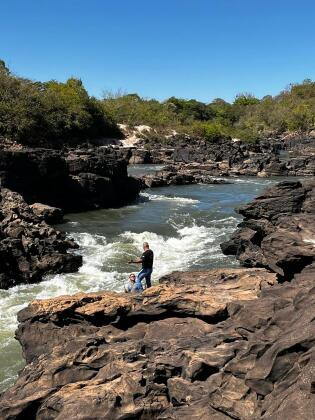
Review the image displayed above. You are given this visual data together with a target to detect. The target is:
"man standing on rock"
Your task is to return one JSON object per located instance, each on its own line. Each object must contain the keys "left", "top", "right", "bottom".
{"left": 128, "top": 242, "right": 154, "bottom": 289}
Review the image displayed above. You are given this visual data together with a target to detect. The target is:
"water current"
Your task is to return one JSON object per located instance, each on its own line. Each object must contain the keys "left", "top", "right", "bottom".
{"left": 0, "top": 165, "right": 284, "bottom": 391}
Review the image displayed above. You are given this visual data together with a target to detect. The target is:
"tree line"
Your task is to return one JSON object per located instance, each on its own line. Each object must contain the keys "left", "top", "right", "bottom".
{"left": 0, "top": 60, "right": 121, "bottom": 146}
{"left": 1, "top": 60, "right": 314, "bottom": 146}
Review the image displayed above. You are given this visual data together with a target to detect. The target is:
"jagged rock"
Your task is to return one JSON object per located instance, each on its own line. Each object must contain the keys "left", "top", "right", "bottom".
{"left": 126, "top": 135, "right": 314, "bottom": 177}
{"left": 30, "top": 203, "right": 63, "bottom": 224}
{"left": 221, "top": 180, "right": 315, "bottom": 280}
{"left": 129, "top": 149, "right": 152, "bottom": 164}
{"left": 124, "top": 137, "right": 285, "bottom": 177}
{"left": 0, "top": 188, "right": 81, "bottom": 289}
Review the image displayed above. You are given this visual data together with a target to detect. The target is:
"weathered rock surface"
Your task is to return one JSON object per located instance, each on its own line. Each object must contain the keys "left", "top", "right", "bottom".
{"left": 0, "top": 188, "right": 81, "bottom": 289}
{"left": 0, "top": 268, "right": 285, "bottom": 419}
{"left": 1, "top": 265, "right": 315, "bottom": 419}
{"left": 30, "top": 203, "right": 63, "bottom": 224}
{"left": 221, "top": 180, "right": 315, "bottom": 281}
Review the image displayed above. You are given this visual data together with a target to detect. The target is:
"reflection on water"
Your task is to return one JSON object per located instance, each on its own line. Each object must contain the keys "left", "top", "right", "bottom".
{"left": 0, "top": 172, "right": 282, "bottom": 391}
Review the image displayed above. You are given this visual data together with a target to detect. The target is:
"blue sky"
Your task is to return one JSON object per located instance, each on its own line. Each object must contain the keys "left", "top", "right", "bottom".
{"left": 1, "top": 0, "right": 315, "bottom": 102}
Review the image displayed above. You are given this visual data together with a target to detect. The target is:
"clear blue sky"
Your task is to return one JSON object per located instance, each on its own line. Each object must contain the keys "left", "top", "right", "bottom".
{"left": 1, "top": 0, "right": 315, "bottom": 103}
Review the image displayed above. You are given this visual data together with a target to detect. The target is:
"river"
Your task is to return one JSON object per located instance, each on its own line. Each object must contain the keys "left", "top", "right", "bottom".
{"left": 0, "top": 166, "right": 280, "bottom": 392}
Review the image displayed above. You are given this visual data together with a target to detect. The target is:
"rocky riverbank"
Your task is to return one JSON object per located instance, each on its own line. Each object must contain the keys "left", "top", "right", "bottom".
{"left": 0, "top": 180, "right": 314, "bottom": 419}
{"left": 221, "top": 180, "right": 315, "bottom": 281}
{"left": 0, "top": 188, "right": 81, "bottom": 289}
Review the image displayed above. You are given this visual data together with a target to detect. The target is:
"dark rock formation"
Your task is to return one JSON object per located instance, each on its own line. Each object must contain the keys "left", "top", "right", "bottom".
{"left": 138, "top": 165, "right": 232, "bottom": 188}
{"left": 221, "top": 180, "right": 315, "bottom": 281}
{"left": 125, "top": 137, "right": 282, "bottom": 174}
{"left": 0, "top": 146, "right": 140, "bottom": 288}
{"left": 125, "top": 135, "right": 315, "bottom": 177}
{"left": 280, "top": 132, "right": 315, "bottom": 157}
{"left": 30, "top": 203, "right": 63, "bottom": 224}
{"left": 0, "top": 188, "right": 81, "bottom": 289}
{"left": 129, "top": 149, "right": 153, "bottom": 164}
{"left": 0, "top": 147, "right": 140, "bottom": 212}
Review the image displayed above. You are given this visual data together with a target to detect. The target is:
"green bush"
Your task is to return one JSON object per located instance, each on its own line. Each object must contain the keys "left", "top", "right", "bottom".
{"left": 0, "top": 61, "right": 121, "bottom": 146}
{"left": 102, "top": 82, "right": 315, "bottom": 143}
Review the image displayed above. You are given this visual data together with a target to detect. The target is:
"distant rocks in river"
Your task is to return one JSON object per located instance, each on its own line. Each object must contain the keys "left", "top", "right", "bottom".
{"left": 124, "top": 135, "right": 315, "bottom": 177}
{"left": 138, "top": 165, "right": 233, "bottom": 188}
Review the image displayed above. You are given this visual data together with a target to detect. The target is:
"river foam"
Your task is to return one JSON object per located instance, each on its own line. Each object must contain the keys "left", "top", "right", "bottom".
{"left": 140, "top": 191, "right": 200, "bottom": 204}
{"left": 0, "top": 215, "right": 237, "bottom": 389}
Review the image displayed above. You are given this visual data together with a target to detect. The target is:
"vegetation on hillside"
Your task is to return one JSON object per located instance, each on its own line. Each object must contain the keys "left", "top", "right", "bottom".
{"left": 103, "top": 83, "right": 315, "bottom": 142}
{"left": 0, "top": 60, "right": 121, "bottom": 146}
{"left": 1, "top": 59, "right": 314, "bottom": 146}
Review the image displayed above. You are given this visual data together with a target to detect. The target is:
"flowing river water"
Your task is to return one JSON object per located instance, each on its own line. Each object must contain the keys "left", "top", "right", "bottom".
{"left": 0, "top": 165, "right": 283, "bottom": 392}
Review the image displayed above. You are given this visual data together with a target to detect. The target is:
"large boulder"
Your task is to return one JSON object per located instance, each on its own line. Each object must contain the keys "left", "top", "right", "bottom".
{"left": 0, "top": 188, "right": 81, "bottom": 289}
{"left": 30, "top": 203, "right": 63, "bottom": 224}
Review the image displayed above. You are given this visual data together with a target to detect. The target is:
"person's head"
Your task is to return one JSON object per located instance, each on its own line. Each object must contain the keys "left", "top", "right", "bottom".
{"left": 143, "top": 242, "right": 149, "bottom": 251}
{"left": 129, "top": 273, "right": 136, "bottom": 283}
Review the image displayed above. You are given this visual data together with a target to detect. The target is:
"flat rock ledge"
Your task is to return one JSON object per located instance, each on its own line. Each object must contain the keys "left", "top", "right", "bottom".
{"left": 2, "top": 266, "right": 315, "bottom": 419}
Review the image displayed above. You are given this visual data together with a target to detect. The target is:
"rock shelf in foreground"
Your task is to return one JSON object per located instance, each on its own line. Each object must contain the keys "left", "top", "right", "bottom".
{"left": 0, "top": 268, "right": 283, "bottom": 419}
{"left": 1, "top": 266, "right": 314, "bottom": 418}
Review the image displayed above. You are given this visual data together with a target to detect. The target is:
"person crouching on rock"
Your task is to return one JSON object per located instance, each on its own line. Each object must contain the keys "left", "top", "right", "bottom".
{"left": 124, "top": 273, "right": 142, "bottom": 293}
{"left": 128, "top": 242, "right": 154, "bottom": 289}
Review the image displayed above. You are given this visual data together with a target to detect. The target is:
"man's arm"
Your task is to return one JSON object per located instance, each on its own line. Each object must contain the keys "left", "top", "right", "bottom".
{"left": 128, "top": 257, "right": 142, "bottom": 264}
